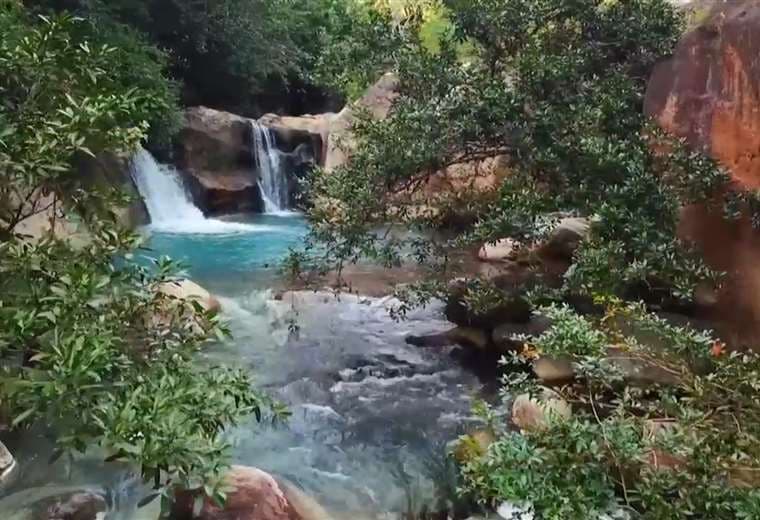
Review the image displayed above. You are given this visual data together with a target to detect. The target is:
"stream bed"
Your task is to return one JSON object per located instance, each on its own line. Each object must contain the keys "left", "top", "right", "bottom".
{"left": 1, "top": 214, "right": 485, "bottom": 519}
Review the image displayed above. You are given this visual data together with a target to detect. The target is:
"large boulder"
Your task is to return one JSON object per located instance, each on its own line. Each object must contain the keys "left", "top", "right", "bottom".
{"left": 645, "top": 2, "right": 760, "bottom": 187}
{"left": 177, "top": 107, "right": 262, "bottom": 214}
{"left": 325, "top": 73, "right": 400, "bottom": 171}
{"left": 645, "top": 1, "right": 760, "bottom": 343}
{"left": 478, "top": 239, "right": 518, "bottom": 263}
{"left": 158, "top": 279, "right": 221, "bottom": 313}
{"left": 540, "top": 217, "right": 591, "bottom": 260}
{"left": 170, "top": 466, "right": 303, "bottom": 520}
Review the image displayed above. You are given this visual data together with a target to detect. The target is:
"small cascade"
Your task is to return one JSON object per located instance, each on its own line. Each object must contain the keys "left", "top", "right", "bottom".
{"left": 129, "top": 147, "right": 205, "bottom": 224}
{"left": 130, "top": 147, "right": 271, "bottom": 234}
{"left": 251, "top": 122, "right": 289, "bottom": 212}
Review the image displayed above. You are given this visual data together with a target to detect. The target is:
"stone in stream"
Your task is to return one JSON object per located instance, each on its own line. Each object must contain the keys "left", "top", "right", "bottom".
{"left": 171, "top": 465, "right": 328, "bottom": 520}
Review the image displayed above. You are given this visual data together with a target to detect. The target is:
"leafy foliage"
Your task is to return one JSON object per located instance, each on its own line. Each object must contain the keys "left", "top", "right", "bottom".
{"left": 293, "top": 0, "right": 760, "bottom": 518}
{"left": 31, "top": 0, "right": 349, "bottom": 115}
{"left": 0, "top": 4, "right": 265, "bottom": 504}
{"left": 461, "top": 300, "right": 760, "bottom": 519}
{"left": 300, "top": 0, "right": 731, "bottom": 306}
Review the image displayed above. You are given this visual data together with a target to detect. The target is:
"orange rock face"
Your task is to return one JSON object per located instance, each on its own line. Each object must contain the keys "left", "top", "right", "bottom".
{"left": 646, "top": 2, "right": 760, "bottom": 188}
{"left": 646, "top": 1, "right": 760, "bottom": 343}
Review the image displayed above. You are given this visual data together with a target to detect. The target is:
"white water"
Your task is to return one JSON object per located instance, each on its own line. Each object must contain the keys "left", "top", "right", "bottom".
{"left": 130, "top": 148, "right": 274, "bottom": 234}
{"left": 251, "top": 122, "right": 290, "bottom": 214}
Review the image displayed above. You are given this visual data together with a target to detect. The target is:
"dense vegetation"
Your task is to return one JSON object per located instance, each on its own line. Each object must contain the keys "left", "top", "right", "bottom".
{"left": 296, "top": 0, "right": 760, "bottom": 518}
{"left": 1, "top": 0, "right": 759, "bottom": 517}
{"left": 27, "top": 0, "right": 348, "bottom": 116}
{"left": 0, "top": 2, "right": 269, "bottom": 507}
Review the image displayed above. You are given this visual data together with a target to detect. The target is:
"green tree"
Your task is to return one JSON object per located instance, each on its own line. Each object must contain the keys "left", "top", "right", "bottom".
{"left": 30, "top": 0, "right": 349, "bottom": 115}
{"left": 0, "top": 4, "right": 266, "bottom": 507}
{"left": 296, "top": 0, "right": 760, "bottom": 517}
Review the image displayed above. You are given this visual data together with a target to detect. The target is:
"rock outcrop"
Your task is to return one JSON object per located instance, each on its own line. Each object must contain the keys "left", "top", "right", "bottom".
{"left": 645, "top": 1, "right": 760, "bottom": 343}
{"left": 325, "top": 73, "right": 400, "bottom": 172}
{"left": 259, "top": 113, "right": 334, "bottom": 165}
{"left": 158, "top": 279, "right": 221, "bottom": 313}
{"left": 177, "top": 107, "right": 262, "bottom": 214}
{"left": 171, "top": 466, "right": 307, "bottom": 520}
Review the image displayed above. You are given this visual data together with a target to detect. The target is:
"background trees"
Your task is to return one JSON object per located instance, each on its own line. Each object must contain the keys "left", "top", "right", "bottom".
{"left": 27, "top": 0, "right": 349, "bottom": 116}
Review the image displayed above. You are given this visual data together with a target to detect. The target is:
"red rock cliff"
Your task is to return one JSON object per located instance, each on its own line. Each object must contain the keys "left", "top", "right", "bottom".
{"left": 645, "top": 1, "right": 760, "bottom": 344}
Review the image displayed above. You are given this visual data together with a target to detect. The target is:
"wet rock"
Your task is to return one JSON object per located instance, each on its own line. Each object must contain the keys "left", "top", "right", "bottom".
{"left": 496, "top": 501, "right": 535, "bottom": 520}
{"left": 171, "top": 465, "right": 302, "bottom": 520}
{"left": 478, "top": 239, "right": 518, "bottom": 263}
{"left": 0, "top": 440, "right": 17, "bottom": 490}
{"left": 258, "top": 113, "right": 334, "bottom": 164}
{"left": 276, "top": 478, "right": 333, "bottom": 520}
{"left": 158, "top": 279, "right": 221, "bottom": 313}
{"left": 511, "top": 392, "right": 571, "bottom": 432}
{"left": 405, "top": 332, "right": 457, "bottom": 348}
{"left": 45, "top": 491, "right": 106, "bottom": 520}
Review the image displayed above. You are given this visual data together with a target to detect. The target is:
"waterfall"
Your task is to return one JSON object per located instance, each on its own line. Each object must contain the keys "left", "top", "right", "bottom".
{"left": 130, "top": 147, "right": 272, "bottom": 234}
{"left": 251, "top": 122, "right": 289, "bottom": 213}
{"left": 129, "top": 148, "right": 205, "bottom": 224}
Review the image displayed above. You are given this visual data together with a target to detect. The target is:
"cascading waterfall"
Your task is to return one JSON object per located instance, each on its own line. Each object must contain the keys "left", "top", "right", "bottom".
{"left": 251, "top": 121, "right": 289, "bottom": 213}
{"left": 130, "top": 147, "right": 270, "bottom": 234}
{"left": 129, "top": 147, "right": 205, "bottom": 224}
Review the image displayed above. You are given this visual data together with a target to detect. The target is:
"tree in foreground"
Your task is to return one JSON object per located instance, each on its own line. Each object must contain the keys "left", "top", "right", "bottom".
{"left": 297, "top": 0, "right": 760, "bottom": 517}
{"left": 0, "top": 3, "right": 266, "bottom": 509}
